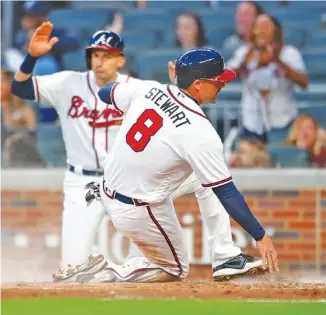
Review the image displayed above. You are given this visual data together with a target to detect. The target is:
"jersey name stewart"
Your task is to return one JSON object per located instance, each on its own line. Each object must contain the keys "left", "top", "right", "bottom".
{"left": 144, "top": 87, "right": 191, "bottom": 128}
{"left": 103, "top": 81, "right": 232, "bottom": 203}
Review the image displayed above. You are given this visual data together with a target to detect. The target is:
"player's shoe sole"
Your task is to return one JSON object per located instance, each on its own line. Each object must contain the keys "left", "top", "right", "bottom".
{"left": 213, "top": 253, "right": 267, "bottom": 281}
{"left": 53, "top": 254, "right": 108, "bottom": 283}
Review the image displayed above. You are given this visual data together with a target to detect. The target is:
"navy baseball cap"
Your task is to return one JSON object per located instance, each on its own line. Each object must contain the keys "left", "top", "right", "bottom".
{"left": 23, "top": 1, "right": 50, "bottom": 17}
{"left": 176, "top": 48, "right": 236, "bottom": 88}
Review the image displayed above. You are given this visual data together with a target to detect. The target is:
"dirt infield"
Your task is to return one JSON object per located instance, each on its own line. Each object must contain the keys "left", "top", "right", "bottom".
{"left": 2, "top": 281, "right": 326, "bottom": 300}
{"left": 3, "top": 265, "right": 326, "bottom": 301}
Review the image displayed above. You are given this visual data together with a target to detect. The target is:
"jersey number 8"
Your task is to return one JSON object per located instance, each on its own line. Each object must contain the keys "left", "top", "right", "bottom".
{"left": 126, "top": 109, "right": 163, "bottom": 152}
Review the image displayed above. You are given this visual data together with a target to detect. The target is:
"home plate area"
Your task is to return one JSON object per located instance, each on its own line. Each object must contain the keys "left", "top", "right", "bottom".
{"left": 2, "top": 266, "right": 326, "bottom": 300}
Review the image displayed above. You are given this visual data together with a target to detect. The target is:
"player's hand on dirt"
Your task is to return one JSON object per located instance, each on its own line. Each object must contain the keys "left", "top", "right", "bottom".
{"left": 256, "top": 234, "right": 279, "bottom": 274}
{"left": 168, "top": 61, "right": 176, "bottom": 84}
{"left": 85, "top": 181, "right": 101, "bottom": 206}
{"left": 28, "top": 22, "right": 59, "bottom": 57}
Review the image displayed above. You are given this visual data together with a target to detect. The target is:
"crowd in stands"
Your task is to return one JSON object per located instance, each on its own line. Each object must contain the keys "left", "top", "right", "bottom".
{"left": 2, "top": 0, "right": 326, "bottom": 168}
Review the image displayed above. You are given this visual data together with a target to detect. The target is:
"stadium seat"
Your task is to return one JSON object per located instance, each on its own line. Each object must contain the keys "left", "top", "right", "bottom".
{"left": 268, "top": 146, "right": 309, "bottom": 168}
{"left": 286, "top": 1, "right": 326, "bottom": 11}
{"left": 197, "top": 9, "right": 234, "bottom": 32}
{"left": 272, "top": 9, "right": 321, "bottom": 22}
{"left": 121, "top": 31, "right": 156, "bottom": 50}
{"left": 62, "top": 50, "right": 87, "bottom": 72}
{"left": 308, "top": 33, "right": 326, "bottom": 47}
{"left": 132, "top": 49, "right": 184, "bottom": 82}
{"left": 255, "top": 1, "right": 286, "bottom": 11}
{"left": 206, "top": 27, "right": 233, "bottom": 49}
{"left": 282, "top": 20, "right": 323, "bottom": 33}
{"left": 121, "top": 10, "right": 176, "bottom": 33}
{"left": 48, "top": 9, "right": 113, "bottom": 30}
{"left": 146, "top": 1, "right": 208, "bottom": 10}
{"left": 36, "top": 125, "right": 66, "bottom": 167}
{"left": 268, "top": 128, "right": 289, "bottom": 147}
{"left": 284, "top": 30, "right": 305, "bottom": 48}
{"left": 294, "top": 89, "right": 326, "bottom": 101}
{"left": 71, "top": 0, "right": 134, "bottom": 10}
{"left": 302, "top": 49, "right": 326, "bottom": 81}
{"left": 299, "top": 106, "right": 326, "bottom": 128}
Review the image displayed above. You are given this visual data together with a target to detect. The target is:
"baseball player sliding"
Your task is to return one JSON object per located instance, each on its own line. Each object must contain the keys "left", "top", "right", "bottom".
{"left": 52, "top": 48, "right": 279, "bottom": 284}
{"left": 12, "top": 22, "right": 267, "bottom": 281}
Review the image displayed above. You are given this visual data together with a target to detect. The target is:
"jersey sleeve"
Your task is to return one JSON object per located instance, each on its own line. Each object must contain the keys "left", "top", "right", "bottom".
{"left": 110, "top": 81, "right": 144, "bottom": 113}
{"left": 185, "top": 140, "right": 233, "bottom": 188}
{"left": 281, "top": 46, "right": 307, "bottom": 72}
{"left": 32, "top": 71, "right": 73, "bottom": 108}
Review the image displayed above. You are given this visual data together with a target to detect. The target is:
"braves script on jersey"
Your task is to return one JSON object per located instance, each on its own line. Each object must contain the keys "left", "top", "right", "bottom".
{"left": 103, "top": 81, "right": 233, "bottom": 203}
{"left": 32, "top": 71, "right": 139, "bottom": 169}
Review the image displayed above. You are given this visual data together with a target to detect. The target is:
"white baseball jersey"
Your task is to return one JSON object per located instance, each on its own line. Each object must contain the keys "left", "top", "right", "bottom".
{"left": 32, "top": 71, "right": 139, "bottom": 169}
{"left": 103, "top": 81, "right": 232, "bottom": 203}
{"left": 227, "top": 45, "right": 306, "bottom": 134}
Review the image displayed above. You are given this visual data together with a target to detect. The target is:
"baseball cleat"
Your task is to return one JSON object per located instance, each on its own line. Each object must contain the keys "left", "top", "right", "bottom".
{"left": 53, "top": 254, "right": 108, "bottom": 283}
{"left": 213, "top": 253, "right": 266, "bottom": 281}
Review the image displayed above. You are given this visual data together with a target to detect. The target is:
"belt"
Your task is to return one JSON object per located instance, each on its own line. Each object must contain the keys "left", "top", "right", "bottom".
{"left": 68, "top": 164, "right": 104, "bottom": 177}
{"left": 102, "top": 181, "right": 148, "bottom": 206}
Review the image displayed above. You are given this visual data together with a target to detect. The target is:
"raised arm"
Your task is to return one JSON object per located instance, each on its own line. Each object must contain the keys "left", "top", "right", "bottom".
{"left": 12, "top": 22, "right": 58, "bottom": 99}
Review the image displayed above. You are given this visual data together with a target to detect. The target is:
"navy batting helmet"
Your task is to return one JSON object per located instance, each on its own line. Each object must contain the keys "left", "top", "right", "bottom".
{"left": 175, "top": 48, "right": 236, "bottom": 89}
{"left": 85, "top": 30, "right": 124, "bottom": 69}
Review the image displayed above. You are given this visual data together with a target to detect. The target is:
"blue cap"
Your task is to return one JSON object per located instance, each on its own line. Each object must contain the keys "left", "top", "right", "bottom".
{"left": 23, "top": 1, "right": 50, "bottom": 16}
{"left": 85, "top": 30, "right": 125, "bottom": 69}
{"left": 175, "top": 48, "right": 236, "bottom": 89}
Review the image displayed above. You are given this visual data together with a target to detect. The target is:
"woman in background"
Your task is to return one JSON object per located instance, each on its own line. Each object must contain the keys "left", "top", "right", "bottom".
{"left": 227, "top": 14, "right": 309, "bottom": 143}
{"left": 287, "top": 114, "right": 326, "bottom": 167}
{"left": 175, "top": 12, "right": 207, "bottom": 49}
{"left": 169, "top": 12, "right": 208, "bottom": 82}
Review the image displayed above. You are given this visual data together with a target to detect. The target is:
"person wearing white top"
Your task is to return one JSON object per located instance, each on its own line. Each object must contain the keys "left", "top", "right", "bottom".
{"left": 227, "top": 15, "right": 309, "bottom": 142}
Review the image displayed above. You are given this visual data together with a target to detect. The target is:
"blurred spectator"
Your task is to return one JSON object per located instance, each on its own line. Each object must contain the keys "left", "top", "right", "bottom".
{"left": 1, "top": 67, "right": 45, "bottom": 167}
{"left": 223, "top": 1, "right": 264, "bottom": 51}
{"left": 136, "top": 0, "right": 148, "bottom": 9}
{"left": 287, "top": 114, "right": 326, "bottom": 167}
{"left": 14, "top": 1, "right": 79, "bottom": 68}
{"left": 227, "top": 14, "right": 309, "bottom": 143}
{"left": 105, "top": 12, "right": 124, "bottom": 35}
{"left": 175, "top": 12, "right": 208, "bottom": 50}
{"left": 168, "top": 12, "right": 208, "bottom": 83}
{"left": 228, "top": 137, "right": 271, "bottom": 168}
{"left": 1, "top": 68, "right": 36, "bottom": 137}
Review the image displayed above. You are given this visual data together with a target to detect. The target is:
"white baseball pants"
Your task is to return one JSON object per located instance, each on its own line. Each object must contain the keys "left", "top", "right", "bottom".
{"left": 95, "top": 176, "right": 241, "bottom": 283}
{"left": 61, "top": 170, "right": 106, "bottom": 266}
{"left": 61, "top": 171, "right": 241, "bottom": 270}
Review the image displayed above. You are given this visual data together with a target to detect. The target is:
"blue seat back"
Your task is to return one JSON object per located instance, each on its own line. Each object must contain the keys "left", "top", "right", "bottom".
{"left": 62, "top": 50, "right": 87, "bottom": 72}
{"left": 36, "top": 125, "right": 66, "bottom": 167}
{"left": 132, "top": 49, "right": 183, "bottom": 82}
{"left": 268, "top": 146, "right": 309, "bottom": 167}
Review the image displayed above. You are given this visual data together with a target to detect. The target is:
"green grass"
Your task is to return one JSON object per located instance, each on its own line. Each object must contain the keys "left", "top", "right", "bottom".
{"left": 2, "top": 298, "right": 326, "bottom": 315}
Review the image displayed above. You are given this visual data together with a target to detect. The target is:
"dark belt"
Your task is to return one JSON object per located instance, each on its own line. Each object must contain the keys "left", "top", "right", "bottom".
{"left": 68, "top": 164, "right": 104, "bottom": 177}
{"left": 102, "top": 180, "right": 147, "bottom": 206}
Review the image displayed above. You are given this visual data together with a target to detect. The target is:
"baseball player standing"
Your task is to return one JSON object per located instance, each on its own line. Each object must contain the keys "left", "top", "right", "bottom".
{"left": 11, "top": 22, "right": 138, "bottom": 267}
{"left": 53, "top": 48, "right": 279, "bottom": 284}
